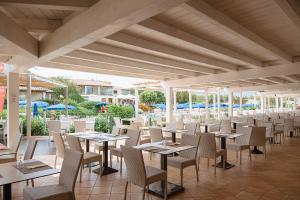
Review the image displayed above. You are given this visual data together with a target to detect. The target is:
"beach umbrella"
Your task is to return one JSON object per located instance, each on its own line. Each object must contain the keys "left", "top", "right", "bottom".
{"left": 33, "top": 103, "right": 38, "bottom": 117}
{"left": 47, "top": 104, "right": 76, "bottom": 111}
{"left": 19, "top": 100, "right": 49, "bottom": 108}
{"left": 192, "top": 103, "right": 205, "bottom": 108}
{"left": 96, "top": 102, "right": 108, "bottom": 107}
{"left": 151, "top": 103, "right": 166, "bottom": 110}
{"left": 177, "top": 103, "right": 189, "bottom": 109}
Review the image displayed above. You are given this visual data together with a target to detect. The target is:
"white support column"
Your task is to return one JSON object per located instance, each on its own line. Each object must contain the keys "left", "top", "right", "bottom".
{"left": 173, "top": 90, "right": 177, "bottom": 112}
{"left": 228, "top": 90, "right": 233, "bottom": 117}
{"left": 293, "top": 98, "right": 296, "bottom": 111}
{"left": 268, "top": 96, "right": 271, "bottom": 112}
{"left": 275, "top": 97, "right": 279, "bottom": 112}
{"left": 280, "top": 97, "right": 283, "bottom": 112}
{"left": 134, "top": 89, "right": 139, "bottom": 117}
{"left": 261, "top": 95, "right": 265, "bottom": 113}
{"left": 239, "top": 91, "right": 243, "bottom": 115}
{"left": 166, "top": 87, "right": 174, "bottom": 123}
{"left": 26, "top": 73, "right": 31, "bottom": 137}
{"left": 217, "top": 89, "right": 220, "bottom": 119}
{"left": 205, "top": 89, "right": 209, "bottom": 120}
{"left": 7, "top": 72, "right": 20, "bottom": 148}
{"left": 213, "top": 93, "right": 216, "bottom": 117}
{"left": 98, "top": 86, "right": 100, "bottom": 95}
{"left": 188, "top": 90, "right": 192, "bottom": 114}
{"left": 65, "top": 87, "right": 69, "bottom": 116}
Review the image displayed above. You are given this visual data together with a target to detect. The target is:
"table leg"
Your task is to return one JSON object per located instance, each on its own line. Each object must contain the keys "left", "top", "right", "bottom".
{"left": 205, "top": 125, "right": 208, "bottom": 133}
{"left": 172, "top": 132, "right": 176, "bottom": 143}
{"left": 215, "top": 137, "right": 235, "bottom": 169}
{"left": 233, "top": 122, "right": 237, "bottom": 130}
{"left": 148, "top": 154, "right": 184, "bottom": 197}
{"left": 251, "top": 146, "right": 264, "bottom": 154}
{"left": 93, "top": 141, "right": 118, "bottom": 175}
{"left": 85, "top": 139, "right": 90, "bottom": 152}
{"left": 3, "top": 183, "right": 12, "bottom": 200}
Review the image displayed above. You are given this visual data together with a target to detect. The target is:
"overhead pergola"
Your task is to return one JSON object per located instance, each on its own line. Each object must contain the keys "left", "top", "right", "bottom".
{"left": 1, "top": 0, "right": 300, "bottom": 144}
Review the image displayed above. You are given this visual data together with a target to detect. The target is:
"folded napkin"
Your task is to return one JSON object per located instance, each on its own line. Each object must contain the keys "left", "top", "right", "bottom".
{"left": 27, "top": 163, "right": 48, "bottom": 169}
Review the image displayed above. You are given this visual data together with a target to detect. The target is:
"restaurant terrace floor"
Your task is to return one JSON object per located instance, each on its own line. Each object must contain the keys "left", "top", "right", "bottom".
{"left": 6, "top": 136, "right": 300, "bottom": 200}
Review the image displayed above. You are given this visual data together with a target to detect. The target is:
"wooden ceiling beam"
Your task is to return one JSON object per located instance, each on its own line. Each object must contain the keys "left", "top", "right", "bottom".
{"left": 106, "top": 32, "right": 238, "bottom": 71}
{"left": 65, "top": 50, "right": 198, "bottom": 77}
{"left": 0, "top": 10, "right": 38, "bottom": 58}
{"left": 51, "top": 56, "right": 182, "bottom": 79}
{"left": 0, "top": 0, "right": 99, "bottom": 11}
{"left": 8, "top": 0, "right": 188, "bottom": 71}
{"left": 13, "top": 18, "right": 62, "bottom": 31}
{"left": 135, "top": 18, "right": 262, "bottom": 68}
{"left": 165, "top": 63, "right": 300, "bottom": 87}
{"left": 41, "top": 62, "right": 165, "bottom": 81}
{"left": 184, "top": 0, "right": 292, "bottom": 63}
{"left": 82, "top": 42, "right": 217, "bottom": 74}
{"left": 273, "top": 0, "right": 300, "bottom": 32}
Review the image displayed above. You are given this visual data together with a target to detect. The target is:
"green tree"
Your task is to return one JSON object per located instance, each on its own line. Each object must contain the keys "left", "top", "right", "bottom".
{"left": 51, "top": 77, "right": 84, "bottom": 103}
{"left": 176, "top": 91, "right": 189, "bottom": 103}
{"left": 140, "top": 91, "right": 165, "bottom": 105}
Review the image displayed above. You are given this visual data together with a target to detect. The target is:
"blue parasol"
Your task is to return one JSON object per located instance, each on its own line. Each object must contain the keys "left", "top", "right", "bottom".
{"left": 47, "top": 104, "right": 76, "bottom": 111}
{"left": 33, "top": 103, "right": 38, "bottom": 117}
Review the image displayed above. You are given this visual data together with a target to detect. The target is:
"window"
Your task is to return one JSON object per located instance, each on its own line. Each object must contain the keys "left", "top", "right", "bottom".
{"left": 100, "top": 86, "right": 113, "bottom": 96}
{"left": 85, "top": 86, "right": 94, "bottom": 95}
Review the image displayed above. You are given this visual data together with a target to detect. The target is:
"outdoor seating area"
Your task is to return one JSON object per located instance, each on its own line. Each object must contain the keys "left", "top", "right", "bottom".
{"left": 1, "top": 0, "right": 300, "bottom": 199}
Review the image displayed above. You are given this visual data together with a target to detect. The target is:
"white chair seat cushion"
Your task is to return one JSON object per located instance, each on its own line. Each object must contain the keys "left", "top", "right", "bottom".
{"left": 145, "top": 166, "right": 166, "bottom": 184}
{"left": 83, "top": 152, "right": 102, "bottom": 164}
{"left": 167, "top": 156, "right": 195, "bottom": 169}
{"left": 23, "top": 184, "right": 72, "bottom": 200}
{"left": 227, "top": 143, "right": 250, "bottom": 151}
{"left": 110, "top": 148, "right": 122, "bottom": 157}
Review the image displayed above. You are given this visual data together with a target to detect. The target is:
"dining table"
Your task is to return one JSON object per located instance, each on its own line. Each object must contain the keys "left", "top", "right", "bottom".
{"left": 199, "top": 123, "right": 218, "bottom": 133}
{"left": 72, "top": 132, "right": 129, "bottom": 175}
{"left": 212, "top": 132, "right": 244, "bottom": 169}
{"left": 135, "top": 142, "right": 195, "bottom": 197}
{"left": 0, "top": 159, "right": 60, "bottom": 200}
{"left": 162, "top": 128, "right": 189, "bottom": 142}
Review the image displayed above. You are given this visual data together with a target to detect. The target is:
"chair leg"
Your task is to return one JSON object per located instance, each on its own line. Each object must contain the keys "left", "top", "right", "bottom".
{"left": 236, "top": 151, "right": 238, "bottom": 162}
{"left": 120, "top": 156, "right": 123, "bottom": 173}
{"left": 197, "top": 156, "right": 200, "bottom": 172}
{"left": 180, "top": 168, "right": 183, "bottom": 187}
{"left": 124, "top": 181, "right": 128, "bottom": 200}
{"left": 207, "top": 158, "right": 209, "bottom": 167}
{"left": 214, "top": 157, "right": 216, "bottom": 175}
{"left": 79, "top": 164, "right": 83, "bottom": 182}
{"left": 264, "top": 145, "right": 266, "bottom": 160}
{"left": 31, "top": 179, "right": 34, "bottom": 187}
{"left": 54, "top": 155, "right": 57, "bottom": 169}
{"left": 195, "top": 164, "right": 199, "bottom": 182}
{"left": 110, "top": 153, "right": 112, "bottom": 167}
{"left": 164, "top": 176, "right": 167, "bottom": 200}
{"left": 142, "top": 186, "right": 146, "bottom": 200}
{"left": 249, "top": 149, "right": 252, "bottom": 161}
{"left": 99, "top": 159, "right": 102, "bottom": 177}
{"left": 240, "top": 150, "right": 242, "bottom": 165}
{"left": 89, "top": 163, "right": 91, "bottom": 173}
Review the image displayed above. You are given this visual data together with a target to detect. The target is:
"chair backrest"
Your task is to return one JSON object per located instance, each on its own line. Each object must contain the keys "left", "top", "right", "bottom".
{"left": 66, "top": 135, "right": 83, "bottom": 153}
{"left": 125, "top": 128, "right": 140, "bottom": 147}
{"left": 11, "top": 133, "right": 22, "bottom": 152}
{"left": 24, "top": 138, "right": 38, "bottom": 160}
{"left": 176, "top": 119, "right": 184, "bottom": 129}
{"left": 121, "top": 145, "right": 146, "bottom": 187}
{"left": 284, "top": 118, "right": 294, "bottom": 132}
{"left": 149, "top": 128, "right": 163, "bottom": 143}
{"left": 59, "top": 149, "right": 83, "bottom": 192}
{"left": 113, "top": 117, "right": 121, "bottom": 127}
{"left": 249, "top": 127, "right": 266, "bottom": 146}
{"left": 111, "top": 126, "right": 119, "bottom": 135}
{"left": 198, "top": 133, "right": 216, "bottom": 158}
{"left": 179, "top": 134, "right": 200, "bottom": 160}
{"left": 185, "top": 123, "right": 197, "bottom": 135}
{"left": 47, "top": 120, "right": 61, "bottom": 133}
{"left": 220, "top": 120, "right": 231, "bottom": 133}
{"left": 264, "top": 122, "right": 273, "bottom": 138}
{"left": 74, "top": 120, "right": 86, "bottom": 132}
{"left": 235, "top": 126, "right": 252, "bottom": 145}
{"left": 53, "top": 132, "right": 66, "bottom": 158}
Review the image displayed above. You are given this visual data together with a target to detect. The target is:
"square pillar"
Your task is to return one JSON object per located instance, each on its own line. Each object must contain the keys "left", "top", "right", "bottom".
{"left": 228, "top": 91, "right": 233, "bottom": 117}
{"left": 205, "top": 89, "right": 209, "bottom": 120}
{"left": 26, "top": 73, "right": 31, "bottom": 137}
{"left": 260, "top": 95, "right": 265, "bottom": 113}
{"left": 280, "top": 97, "right": 283, "bottom": 111}
{"left": 239, "top": 91, "right": 243, "bottom": 114}
{"left": 217, "top": 89, "right": 220, "bottom": 119}
{"left": 213, "top": 93, "right": 216, "bottom": 117}
{"left": 7, "top": 72, "right": 20, "bottom": 148}
{"left": 173, "top": 90, "right": 177, "bottom": 112}
{"left": 65, "top": 87, "right": 69, "bottom": 116}
{"left": 188, "top": 90, "right": 192, "bottom": 114}
{"left": 275, "top": 97, "right": 279, "bottom": 112}
{"left": 134, "top": 89, "right": 139, "bottom": 117}
{"left": 166, "top": 87, "right": 174, "bottom": 123}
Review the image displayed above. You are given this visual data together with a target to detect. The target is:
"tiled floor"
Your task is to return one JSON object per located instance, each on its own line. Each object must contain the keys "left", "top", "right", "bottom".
{"left": 6, "top": 136, "right": 300, "bottom": 200}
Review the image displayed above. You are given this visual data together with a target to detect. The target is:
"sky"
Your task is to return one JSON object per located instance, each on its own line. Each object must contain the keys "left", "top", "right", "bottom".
{"left": 30, "top": 67, "right": 152, "bottom": 87}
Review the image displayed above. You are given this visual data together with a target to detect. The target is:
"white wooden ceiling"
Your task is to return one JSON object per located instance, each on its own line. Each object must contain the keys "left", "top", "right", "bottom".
{"left": 1, "top": 0, "right": 300, "bottom": 95}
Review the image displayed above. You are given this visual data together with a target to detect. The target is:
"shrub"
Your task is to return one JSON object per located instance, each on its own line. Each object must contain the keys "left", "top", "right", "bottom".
{"left": 69, "top": 124, "right": 75, "bottom": 133}
{"left": 0, "top": 109, "right": 7, "bottom": 119}
{"left": 69, "top": 106, "right": 95, "bottom": 118}
{"left": 79, "top": 101, "right": 98, "bottom": 110}
{"left": 95, "top": 114, "right": 113, "bottom": 133}
{"left": 22, "top": 117, "right": 48, "bottom": 136}
{"left": 106, "top": 105, "right": 134, "bottom": 119}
